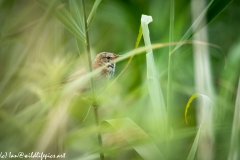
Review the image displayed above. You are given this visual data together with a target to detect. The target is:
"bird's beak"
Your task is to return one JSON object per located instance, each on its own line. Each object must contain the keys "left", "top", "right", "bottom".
{"left": 113, "top": 54, "right": 122, "bottom": 59}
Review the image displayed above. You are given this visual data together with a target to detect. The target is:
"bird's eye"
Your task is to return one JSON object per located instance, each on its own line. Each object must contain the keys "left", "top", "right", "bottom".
{"left": 107, "top": 57, "right": 111, "bottom": 60}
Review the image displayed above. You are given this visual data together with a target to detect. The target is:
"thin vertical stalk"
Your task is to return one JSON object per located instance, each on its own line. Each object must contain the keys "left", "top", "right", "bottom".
{"left": 82, "top": 0, "right": 104, "bottom": 160}
{"left": 166, "top": 0, "right": 174, "bottom": 158}
{"left": 167, "top": 0, "right": 174, "bottom": 123}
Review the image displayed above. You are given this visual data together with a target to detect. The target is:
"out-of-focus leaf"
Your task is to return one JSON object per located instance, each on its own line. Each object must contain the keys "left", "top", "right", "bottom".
{"left": 69, "top": 0, "right": 86, "bottom": 56}
{"left": 184, "top": 94, "right": 212, "bottom": 160}
{"left": 141, "top": 14, "right": 167, "bottom": 136}
{"left": 69, "top": 0, "right": 84, "bottom": 32}
{"left": 35, "top": 0, "right": 85, "bottom": 42}
{"left": 87, "top": 0, "right": 102, "bottom": 29}
{"left": 228, "top": 76, "right": 240, "bottom": 160}
{"left": 102, "top": 118, "right": 165, "bottom": 160}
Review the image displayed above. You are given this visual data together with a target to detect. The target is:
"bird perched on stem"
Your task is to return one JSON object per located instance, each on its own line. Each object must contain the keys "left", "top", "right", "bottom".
{"left": 46, "top": 52, "right": 120, "bottom": 92}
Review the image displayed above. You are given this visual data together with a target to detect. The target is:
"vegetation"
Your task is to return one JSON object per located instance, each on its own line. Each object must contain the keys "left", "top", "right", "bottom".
{"left": 0, "top": 0, "right": 239, "bottom": 160}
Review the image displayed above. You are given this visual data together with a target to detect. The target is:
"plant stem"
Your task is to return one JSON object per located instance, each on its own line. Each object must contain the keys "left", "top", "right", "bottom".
{"left": 167, "top": 0, "right": 174, "bottom": 158}
{"left": 82, "top": 0, "right": 104, "bottom": 160}
{"left": 167, "top": 0, "right": 175, "bottom": 125}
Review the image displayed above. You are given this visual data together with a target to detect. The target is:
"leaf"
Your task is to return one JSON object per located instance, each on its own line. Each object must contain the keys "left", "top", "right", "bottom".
{"left": 87, "top": 0, "right": 102, "bottom": 29}
{"left": 69, "top": 0, "right": 85, "bottom": 32}
{"left": 134, "top": 26, "right": 143, "bottom": 49}
{"left": 69, "top": 0, "right": 86, "bottom": 56}
{"left": 206, "top": 0, "right": 233, "bottom": 28}
{"left": 184, "top": 93, "right": 199, "bottom": 124}
{"left": 192, "top": 0, "right": 233, "bottom": 34}
{"left": 35, "top": 0, "right": 85, "bottom": 42}
{"left": 173, "top": 0, "right": 214, "bottom": 53}
{"left": 102, "top": 118, "right": 165, "bottom": 160}
{"left": 141, "top": 14, "right": 167, "bottom": 135}
{"left": 184, "top": 94, "right": 212, "bottom": 160}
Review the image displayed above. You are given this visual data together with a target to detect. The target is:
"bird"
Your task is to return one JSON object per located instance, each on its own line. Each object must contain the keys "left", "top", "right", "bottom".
{"left": 46, "top": 52, "right": 120, "bottom": 92}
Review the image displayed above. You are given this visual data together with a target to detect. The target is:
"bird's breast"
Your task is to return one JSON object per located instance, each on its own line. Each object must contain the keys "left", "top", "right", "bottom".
{"left": 100, "top": 63, "right": 115, "bottom": 80}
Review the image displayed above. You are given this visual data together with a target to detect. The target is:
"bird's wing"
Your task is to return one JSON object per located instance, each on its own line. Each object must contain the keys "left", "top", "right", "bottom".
{"left": 61, "top": 68, "right": 86, "bottom": 84}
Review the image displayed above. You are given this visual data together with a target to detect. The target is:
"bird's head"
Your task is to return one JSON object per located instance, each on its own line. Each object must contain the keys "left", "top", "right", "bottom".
{"left": 93, "top": 52, "right": 119, "bottom": 68}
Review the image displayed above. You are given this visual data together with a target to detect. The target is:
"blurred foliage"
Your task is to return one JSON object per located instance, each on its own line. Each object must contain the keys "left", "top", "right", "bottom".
{"left": 0, "top": 0, "right": 239, "bottom": 160}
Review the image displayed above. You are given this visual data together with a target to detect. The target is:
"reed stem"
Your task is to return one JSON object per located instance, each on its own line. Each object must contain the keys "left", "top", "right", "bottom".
{"left": 82, "top": 0, "right": 104, "bottom": 159}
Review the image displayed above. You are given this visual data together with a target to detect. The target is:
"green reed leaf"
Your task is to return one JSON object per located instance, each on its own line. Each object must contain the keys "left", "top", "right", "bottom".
{"left": 69, "top": 0, "right": 84, "bottom": 32}
{"left": 87, "top": 0, "right": 102, "bottom": 29}
{"left": 141, "top": 15, "right": 167, "bottom": 136}
{"left": 172, "top": 0, "right": 214, "bottom": 53}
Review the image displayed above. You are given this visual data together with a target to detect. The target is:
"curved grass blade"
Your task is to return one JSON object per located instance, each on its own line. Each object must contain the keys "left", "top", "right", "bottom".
{"left": 102, "top": 118, "right": 165, "bottom": 160}
{"left": 87, "top": 0, "right": 102, "bottom": 29}
{"left": 141, "top": 15, "right": 167, "bottom": 135}
{"left": 185, "top": 93, "right": 199, "bottom": 124}
{"left": 35, "top": 0, "right": 85, "bottom": 42}
{"left": 184, "top": 94, "right": 212, "bottom": 160}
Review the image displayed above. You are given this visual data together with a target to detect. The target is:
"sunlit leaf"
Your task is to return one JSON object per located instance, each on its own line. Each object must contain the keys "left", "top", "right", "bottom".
{"left": 185, "top": 93, "right": 199, "bottom": 124}
{"left": 134, "top": 26, "right": 143, "bottom": 49}
{"left": 141, "top": 14, "right": 167, "bottom": 135}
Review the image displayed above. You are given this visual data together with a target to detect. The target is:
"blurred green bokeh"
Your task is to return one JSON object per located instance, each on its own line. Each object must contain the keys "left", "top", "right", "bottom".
{"left": 0, "top": 0, "right": 239, "bottom": 160}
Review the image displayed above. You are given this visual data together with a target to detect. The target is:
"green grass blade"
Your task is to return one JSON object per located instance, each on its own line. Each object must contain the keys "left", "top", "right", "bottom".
{"left": 35, "top": 0, "right": 85, "bottom": 42}
{"left": 185, "top": 94, "right": 212, "bottom": 160}
{"left": 228, "top": 76, "right": 240, "bottom": 160}
{"left": 187, "top": 126, "right": 201, "bottom": 160}
{"left": 185, "top": 94, "right": 199, "bottom": 124}
{"left": 191, "top": 0, "right": 233, "bottom": 35}
{"left": 172, "top": 0, "right": 213, "bottom": 53}
{"left": 134, "top": 26, "right": 143, "bottom": 49}
{"left": 87, "top": 0, "right": 102, "bottom": 29}
{"left": 102, "top": 118, "right": 165, "bottom": 160}
{"left": 167, "top": 0, "right": 175, "bottom": 124}
{"left": 141, "top": 15, "right": 167, "bottom": 135}
{"left": 202, "top": 0, "right": 233, "bottom": 31}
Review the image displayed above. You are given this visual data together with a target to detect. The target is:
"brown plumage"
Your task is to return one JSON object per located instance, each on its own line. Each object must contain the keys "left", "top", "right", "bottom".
{"left": 46, "top": 52, "right": 119, "bottom": 91}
